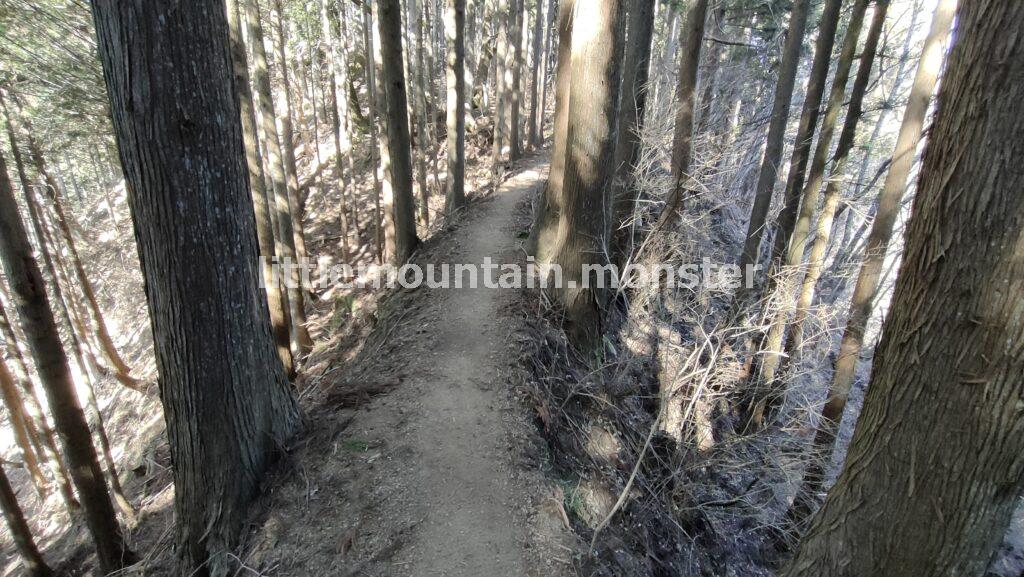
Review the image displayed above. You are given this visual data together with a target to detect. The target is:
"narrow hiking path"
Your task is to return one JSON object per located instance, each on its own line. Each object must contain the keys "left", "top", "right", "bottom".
{"left": 392, "top": 156, "right": 554, "bottom": 575}
{"left": 245, "top": 155, "right": 576, "bottom": 576}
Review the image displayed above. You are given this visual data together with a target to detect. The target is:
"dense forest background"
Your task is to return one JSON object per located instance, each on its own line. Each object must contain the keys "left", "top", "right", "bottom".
{"left": 0, "top": 0, "right": 1020, "bottom": 576}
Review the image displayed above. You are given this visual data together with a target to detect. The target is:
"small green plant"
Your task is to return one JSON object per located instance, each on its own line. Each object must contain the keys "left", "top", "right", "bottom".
{"left": 557, "top": 478, "right": 585, "bottom": 521}
{"left": 341, "top": 438, "right": 371, "bottom": 452}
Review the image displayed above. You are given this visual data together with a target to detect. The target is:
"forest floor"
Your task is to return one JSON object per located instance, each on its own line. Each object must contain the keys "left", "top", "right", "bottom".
{"left": 237, "top": 153, "right": 578, "bottom": 576}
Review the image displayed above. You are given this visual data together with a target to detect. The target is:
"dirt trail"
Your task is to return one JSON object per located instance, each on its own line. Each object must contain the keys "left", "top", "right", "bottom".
{"left": 393, "top": 158, "right": 551, "bottom": 575}
{"left": 247, "top": 155, "right": 574, "bottom": 576}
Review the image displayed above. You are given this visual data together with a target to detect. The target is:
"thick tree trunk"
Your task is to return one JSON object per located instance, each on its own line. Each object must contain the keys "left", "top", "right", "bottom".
{"left": 549, "top": 0, "right": 626, "bottom": 346}
{"left": 371, "top": 0, "right": 399, "bottom": 262}
{"left": 734, "top": 0, "right": 810, "bottom": 280}
{"left": 225, "top": 0, "right": 294, "bottom": 378}
{"left": 0, "top": 152, "right": 132, "bottom": 573}
{"left": 0, "top": 463, "right": 51, "bottom": 577}
{"left": 826, "top": 0, "right": 956, "bottom": 447}
{"left": 526, "top": 0, "right": 574, "bottom": 259}
{"left": 378, "top": 0, "right": 422, "bottom": 264}
{"left": 90, "top": 1, "right": 304, "bottom": 573}
{"left": 444, "top": 0, "right": 468, "bottom": 212}
{"left": 243, "top": 0, "right": 312, "bottom": 356}
{"left": 785, "top": 3, "right": 1024, "bottom": 574}
{"left": 609, "top": 0, "right": 655, "bottom": 262}
{"left": 491, "top": 0, "right": 510, "bottom": 171}
{"left": 654, "top": 0, "right": 710, "bottom": 230}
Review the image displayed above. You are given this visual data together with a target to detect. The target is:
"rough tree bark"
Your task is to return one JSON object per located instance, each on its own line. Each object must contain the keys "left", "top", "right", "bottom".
{"left": 444, "top": 0, "right": 468, "bottom": 212}
{"left": 826, "top": 0, "right": 956, "bottom": 446}
{"left": 526, "top": 0, "right": 574, "bottom": 259}
{"left": 90, "top": 1, "right": 304, "bottom": 573}
{"left": 378, "top": 0, "right": 422, "bottom": 264}
{"left": 548, "top": 0, "right": 626, "bottom": 346}
{"left": 0, "top": 151, "right": 133, "bottom": 573}
{"left": 610, "top": 0, "right": 655, "bottom": 262}
{"left": 785, "top": 3, "right": 1024, "bottom": 574}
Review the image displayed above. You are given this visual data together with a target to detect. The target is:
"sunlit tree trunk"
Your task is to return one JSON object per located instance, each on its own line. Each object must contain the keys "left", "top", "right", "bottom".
{"left": 93, "top": 0, "right": 305, "bottom": 572}
{"left": 526, "top": 0, "right": 574, "bottom": 259}
{"left": 444, "top": 0, "right": 468, "bottom": 212}
{"left": 414, "top": 0, "right": 433, "bottom": 227}
{"left": 225, "top": 0, "right": 294, "bottom": 377}
{"left": 785, "top": 4, "right": 1022, "bottom": 574}
{"left": 0, "top": 293, "right": 63, "bottom": 478}
{"left": 745, "top": 0, "right": 847, "bottom": 410}
{"left": 508, "top": 0, "right": 524, "bottom": 160}
{"left": 527, "top": 0, "right": 543, "bottom": 148}
{"left": 363, "top": 0, "right": 386, "bottom": 262}
{"left": 320, "top": 0, "right": 353, "bottom": 262}
{"left": 0, "top": 151, "right": 132, "bottom": 574}
{"left": 378, "top": 0, "right": 422, "bottom": 264}
{"left": 826, "top": 0, "right": 957, "bottom": 447}
{"left": 244, "top": 0, "right": 312, "bottom": 356}
{"left": 549, "top": 0, "right": 626, "bottom": 346}
{"left": 491, "top": 0, "right": 510, "bottom": 172}
{"left": 786, "top": 0, "right": 888, "bottom": 361}
{"left": 422, "top": 0, "right": 443, "bottom": 196}
{"left": 272, "top": 0, "right": 302, "bottom": 232}
{"left": 0, "top": 126, "right": 84, "bottom": 517}
{"left": 538, "top": 0, "right": 555, "bottom": 142}
{"left": 36, "top": 166, "right": 136, "bottom": 523}
{"left": 0, "top": 357, "right": 47, "bottom": 497}
{"left": 1, "top": 92, "right": 140, "bottom": 392}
